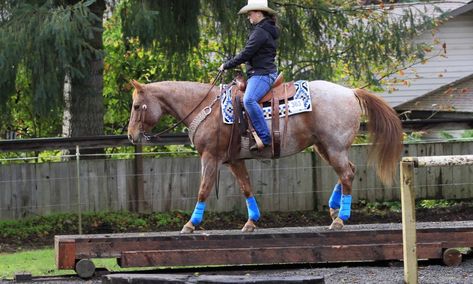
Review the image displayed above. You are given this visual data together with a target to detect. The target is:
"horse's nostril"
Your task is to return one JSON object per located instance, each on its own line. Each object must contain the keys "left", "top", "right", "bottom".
{"left": 128, "top": 134, "right": 133, "bottom": 142}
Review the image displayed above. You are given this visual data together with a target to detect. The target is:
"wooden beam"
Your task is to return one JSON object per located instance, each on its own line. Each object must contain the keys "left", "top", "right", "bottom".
{"left": 403, "top": 155, "right": 473, "bottom": 168}
{"left": 55, "top": 239, "right": 76, "bottom": 269}
{"left": 119, "top": 243, "right": 442, "bottom": 268}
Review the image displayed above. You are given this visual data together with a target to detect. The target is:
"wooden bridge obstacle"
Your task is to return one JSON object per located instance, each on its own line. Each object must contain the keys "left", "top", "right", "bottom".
{"left": 55, "top": 221, "right": 473, "bottom": 278}
{"left": 400, "top": 155, "right": 473, "bottom": 284}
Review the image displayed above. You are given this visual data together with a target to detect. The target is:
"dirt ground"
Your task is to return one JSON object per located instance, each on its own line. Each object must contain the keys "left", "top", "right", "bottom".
{"left": 2, "top": 201, "right": 473, "bottom": 253}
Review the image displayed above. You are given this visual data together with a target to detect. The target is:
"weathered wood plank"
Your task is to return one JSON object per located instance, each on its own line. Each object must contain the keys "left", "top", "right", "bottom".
{"left": 119, "top": 243, "right": 443, "bottom": 268}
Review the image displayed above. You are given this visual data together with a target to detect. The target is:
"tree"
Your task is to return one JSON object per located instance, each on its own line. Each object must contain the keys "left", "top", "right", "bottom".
{"left": 0, "top": 0, "right": 106, "bottom": 139}
{"left": 0, "top": 0, "right": 444, "bottom": 139}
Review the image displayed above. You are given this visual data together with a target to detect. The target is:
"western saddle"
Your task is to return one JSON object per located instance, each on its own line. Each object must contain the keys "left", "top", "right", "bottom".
{"left": 230, "top": 73, "right": 296, "bottom": 158}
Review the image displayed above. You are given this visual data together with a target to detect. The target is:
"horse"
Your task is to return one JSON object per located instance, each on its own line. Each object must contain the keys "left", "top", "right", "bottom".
{"left": 127, "top": 77, "right": 403, "bottom": 233}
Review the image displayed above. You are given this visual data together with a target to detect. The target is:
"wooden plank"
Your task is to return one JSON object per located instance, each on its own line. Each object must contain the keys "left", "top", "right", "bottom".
{"left": 1, "top": 165, "right": 13, "bottom": 219}
{"left": 96, "top": 160, "right": 108, "bottom": 212}
{"left": 414, "top": 143, "right": 427, "bottom": 199}
{"left": 145, "top": 157, "right": 160, "bottom": 212}
{"left": 36, "top": 163, "right": 51, "bottom": 216}
{"left": 54, "top": 162, "right": 71, "bottom": 213}
{"left": 450, "top": 143, "right": 464, "bottom": 199}
{"left": 466, "top": 142, "right": 473, "bottom": 199}
{"left": 119, "top": 243, "right": 443, "bottom": 268}
{"left": 105, "top": 159, "right": 118, "bottom": 211}
{"left": 299, "top": 153, "right": 313, "bottom": 210}
{"left": 116, "top": 160, "right": 127, "bottom": 211}
{"left": 86, "top": 160, "right": 100, "bottom": 212}
{"left": 162, "top": 158, "right": 174, "bottom": 212}
{"left": 78, "top": 159, "right": 89, "bottom": 212}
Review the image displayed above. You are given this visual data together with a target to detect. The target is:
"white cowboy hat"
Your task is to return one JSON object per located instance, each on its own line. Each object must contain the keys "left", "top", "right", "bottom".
{"left": 238, "top": 0, "right": 277, "bottom": 15}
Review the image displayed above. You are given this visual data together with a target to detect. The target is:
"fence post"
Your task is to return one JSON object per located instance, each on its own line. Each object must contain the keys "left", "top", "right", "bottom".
{"left": 76, "top": 145, "right": 82, "bottom": 235}
{"left": 401, "top": 159, "right": 417, "bottom": 284}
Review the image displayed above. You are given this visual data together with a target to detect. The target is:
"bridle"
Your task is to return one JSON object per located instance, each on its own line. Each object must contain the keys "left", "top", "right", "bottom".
{"left": 134, "top": 71, "right": 224, "bottom": 142}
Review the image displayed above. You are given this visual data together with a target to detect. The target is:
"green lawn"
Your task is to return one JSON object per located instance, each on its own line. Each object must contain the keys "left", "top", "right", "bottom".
{"left": 0, "top": 248, "right": 135, "bottom": 280}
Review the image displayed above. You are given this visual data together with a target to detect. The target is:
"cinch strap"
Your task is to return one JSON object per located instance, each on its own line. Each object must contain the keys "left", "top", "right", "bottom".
{"left": 190, "top": 201, "right": 206, "bottom": 226}
{"left": 328, "top": 183, "right": 342, "bottom": 209}
{"left": 246, "top": 196, "right": 260, "bottom": 222}
{"left": 339, "top": 194, "right": 352, "bottom": 221}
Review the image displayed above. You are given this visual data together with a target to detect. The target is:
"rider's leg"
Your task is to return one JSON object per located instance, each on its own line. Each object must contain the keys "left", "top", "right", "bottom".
{"left": 243, "top": 74, "right": 276, "bottom": 145}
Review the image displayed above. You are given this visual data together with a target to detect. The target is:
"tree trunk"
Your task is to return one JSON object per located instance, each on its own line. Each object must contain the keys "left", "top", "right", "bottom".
{"left": 62, "top": 0, "right": 106, "bottom": 138}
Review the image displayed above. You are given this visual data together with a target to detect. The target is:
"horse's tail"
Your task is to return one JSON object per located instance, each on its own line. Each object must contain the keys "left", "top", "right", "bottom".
{"left": 354, "top": 88, "right": 403, "bottom": 187}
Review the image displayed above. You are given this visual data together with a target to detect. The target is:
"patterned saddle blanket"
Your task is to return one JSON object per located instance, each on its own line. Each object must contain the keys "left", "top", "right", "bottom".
{"left": 220, "top": 80, "right": 312, "bottom": 124}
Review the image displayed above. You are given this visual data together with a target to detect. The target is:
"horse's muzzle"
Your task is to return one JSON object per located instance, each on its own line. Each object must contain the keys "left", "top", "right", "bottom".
{"left": 128, "top": 134, "right": 140, "bottom": 144}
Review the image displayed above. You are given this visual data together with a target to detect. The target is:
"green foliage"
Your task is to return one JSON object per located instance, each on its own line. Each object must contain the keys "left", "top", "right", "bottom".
{"left": 121, "top": 0, "right": 200, "bottom": 54}
{"left": 0, "top": 0, "right": 100, "bottom": 115}
{"left": 461, "top": 130, "right": 473, "bottom": 139}
{"left": 418, "top": 199, "right": 455, "bottom": 209}
{"left": 359, "top": 200, "right": 402, "bottom": 213}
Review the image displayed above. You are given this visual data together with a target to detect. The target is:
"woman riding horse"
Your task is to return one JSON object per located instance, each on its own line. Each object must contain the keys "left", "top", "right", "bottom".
{"left": 219, "top": 0, "right": 279, "bottom": 152}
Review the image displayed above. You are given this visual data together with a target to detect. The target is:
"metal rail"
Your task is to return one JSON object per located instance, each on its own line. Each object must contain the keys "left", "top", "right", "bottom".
{"left": 2, "top": 118, "right": 473, "bottom": 152}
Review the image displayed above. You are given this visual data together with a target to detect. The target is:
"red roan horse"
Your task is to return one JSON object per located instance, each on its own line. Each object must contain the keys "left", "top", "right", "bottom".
{"left": 127, "top": 78, "right": 403, "bottom": 233}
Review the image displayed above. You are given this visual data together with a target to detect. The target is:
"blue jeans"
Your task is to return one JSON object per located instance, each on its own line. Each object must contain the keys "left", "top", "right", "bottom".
{"left": 243, "top": 72, "right": 278, "bottom": 145}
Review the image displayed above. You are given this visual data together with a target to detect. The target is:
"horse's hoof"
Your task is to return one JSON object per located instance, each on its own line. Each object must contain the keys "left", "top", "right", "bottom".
{"left": 180, "top": 222, "right": 195, "bottom": 234}
{"left": 329, "top": 217, "right": 344, "bottom": 230}
{"left": 241, "top": 221, "right": 256, "bottom": 232}
{"left": 329, "top": 208, "right": 339, "bottom": 221}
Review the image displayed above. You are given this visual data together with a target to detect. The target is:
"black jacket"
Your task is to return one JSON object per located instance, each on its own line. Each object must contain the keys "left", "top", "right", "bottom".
{"left": 223, "top": 18, "right": 279, "bottom": 76}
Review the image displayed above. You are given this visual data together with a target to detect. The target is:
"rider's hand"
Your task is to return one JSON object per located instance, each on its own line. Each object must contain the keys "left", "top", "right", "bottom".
{"left": 218, "top": 64, "right": 225, "bottom": 72}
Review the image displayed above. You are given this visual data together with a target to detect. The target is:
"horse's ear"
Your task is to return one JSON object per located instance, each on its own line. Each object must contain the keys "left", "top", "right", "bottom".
{"left": 131, "top": 79, "right": 143, "bottom": 93}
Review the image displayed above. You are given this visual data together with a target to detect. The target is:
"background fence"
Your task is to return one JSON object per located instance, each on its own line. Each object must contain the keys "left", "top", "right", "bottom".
{"left": 1, "top": 140, "right": 473, "bottom": 220}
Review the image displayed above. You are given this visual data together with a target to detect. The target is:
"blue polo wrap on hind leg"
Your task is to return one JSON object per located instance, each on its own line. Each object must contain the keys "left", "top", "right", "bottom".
{"left": 246, "top": 196, "right": 260, "bottom": 222}
{"left": 328, "top": 183, "right": 342, "bottom": 209}
{"left": 190, "top": 201, "right": 206, "bottom": 226}
{"left": 339, "top": 194, "right": 352, "bottom": 221}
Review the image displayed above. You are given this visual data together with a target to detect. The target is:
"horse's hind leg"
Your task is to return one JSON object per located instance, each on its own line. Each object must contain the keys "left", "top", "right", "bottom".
{"left": 227, "top": 160, "right": 260, "bottom": 232}
{"left": 315, "top": 145, "right": 356, "bottom": 230}
{"left": 327, "top": 161, "right": 356, "bottom": 230}
{"left": 180, "top": 153, "right": 219, "bottom": 234}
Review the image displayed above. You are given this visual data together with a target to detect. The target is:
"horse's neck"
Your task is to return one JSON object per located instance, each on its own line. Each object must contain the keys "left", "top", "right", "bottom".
{"left": 152, "top": 81, "right": 215, "bottom": 125}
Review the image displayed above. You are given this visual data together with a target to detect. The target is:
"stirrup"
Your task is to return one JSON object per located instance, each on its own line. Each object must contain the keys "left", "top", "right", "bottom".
{"left": 250, "top": 130, "right": 264, "bottom": 151}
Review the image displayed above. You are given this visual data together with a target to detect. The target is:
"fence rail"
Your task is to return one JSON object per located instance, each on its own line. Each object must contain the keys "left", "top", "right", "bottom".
{"left": 1, "top": 139, "right": 473, "bottom": 220}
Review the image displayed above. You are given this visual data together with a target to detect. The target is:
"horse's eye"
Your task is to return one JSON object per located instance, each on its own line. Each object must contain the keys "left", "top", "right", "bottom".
{"left": 133, "top": 105, "right": 140, "bottom": 110}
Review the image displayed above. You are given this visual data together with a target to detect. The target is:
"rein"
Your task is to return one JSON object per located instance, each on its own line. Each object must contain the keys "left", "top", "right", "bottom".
{"left": 137, "top": 71, "right": 224, "bottom": 141}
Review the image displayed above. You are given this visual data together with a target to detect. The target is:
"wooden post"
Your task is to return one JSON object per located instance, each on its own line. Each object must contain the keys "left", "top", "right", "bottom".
{"left": 400, "top": 160, "right": 417, "bottom": 284}
{"left": 76, "top": 145, "right": 82, "bottom": 235}
{"left": 134, "top": 144, "right": 145, "bottom": 213}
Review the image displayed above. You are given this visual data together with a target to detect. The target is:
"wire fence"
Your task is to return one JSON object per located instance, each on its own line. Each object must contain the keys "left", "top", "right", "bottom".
{"left": 1, "top": 140, "right": 473, "bottom": 230}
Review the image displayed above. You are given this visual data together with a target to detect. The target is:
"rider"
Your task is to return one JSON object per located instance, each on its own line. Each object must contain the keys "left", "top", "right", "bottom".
{"left": 219, "top": 0, "right": 279, "bottom": 151}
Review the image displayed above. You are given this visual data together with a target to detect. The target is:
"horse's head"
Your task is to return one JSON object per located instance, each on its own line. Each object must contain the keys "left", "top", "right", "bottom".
{"left": 127, "top": 80, "right": 163, "bottom": 144}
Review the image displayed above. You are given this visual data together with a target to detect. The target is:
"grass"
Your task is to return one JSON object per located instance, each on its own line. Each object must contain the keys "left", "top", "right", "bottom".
{"left": 0, "top": 248, "right": 137, "bottom": 280}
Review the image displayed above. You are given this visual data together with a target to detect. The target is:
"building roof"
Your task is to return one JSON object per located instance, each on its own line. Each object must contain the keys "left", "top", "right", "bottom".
{"left": 378, "top": 1, "right": 473, "bottom": 108}
{"left": 396, "top": 73, "right": 473, "bottom": 112}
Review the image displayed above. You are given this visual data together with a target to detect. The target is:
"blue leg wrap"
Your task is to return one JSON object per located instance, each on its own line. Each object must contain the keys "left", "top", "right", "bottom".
{"left": 328, "top": 183, "right": 342, "bottom": 209}
{"left": 246, "top": 196, "right": 261, "bottom": 222}
{"left": 339, "top": 194, "right": 352, "bottom": 221}
{"left": 190, "top": 201, "right": 206, "bottom": 226}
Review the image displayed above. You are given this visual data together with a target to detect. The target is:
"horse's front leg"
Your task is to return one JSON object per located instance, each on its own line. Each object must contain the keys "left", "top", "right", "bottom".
{"left": 228, "top": 160, "right": 260, "bottom": 232}
{"left": 180, "top": 154, "right": 219, "bottom": 234}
